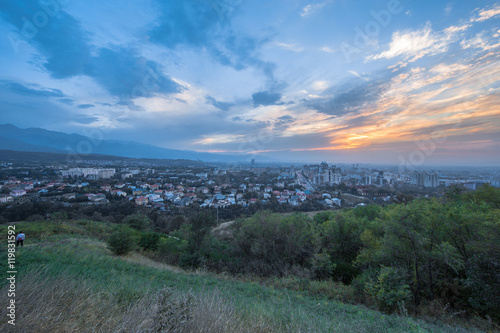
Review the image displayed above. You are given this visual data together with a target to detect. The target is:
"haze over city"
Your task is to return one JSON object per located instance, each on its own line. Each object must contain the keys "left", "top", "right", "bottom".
{"left": 1, "top": 0, "right": 499, "bottom": 165}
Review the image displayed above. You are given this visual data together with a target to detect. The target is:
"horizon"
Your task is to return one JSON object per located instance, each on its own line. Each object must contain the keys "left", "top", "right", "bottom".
{"left": 2, "top": 123, "right": 500, "bottom": 169}
{"left": 1, "top": 1, "right": 500, "bottom": 167}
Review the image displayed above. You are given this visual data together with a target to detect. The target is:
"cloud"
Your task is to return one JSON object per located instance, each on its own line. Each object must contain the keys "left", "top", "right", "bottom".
{"left": 206, "top": 96, "right": 234, "bottom": 112}
{"left": 369, "top": 4, "right": 500, "bottom": 64}
{"left": 58, "top": 98, "right": 74, "bottom": 105}
{"left": 0, "top": 1, "right": 91, "bottom": 79}
{"left": 252, "top": 91, "right": 283, "bottom": 107}
{"left": 148, "top": 0, "right": 232, "bottom": 48}
{"left": 0, "top": 1, "right": 182, "bottom": 100}
{"left": 74, "top": 115, "right": 100, "bottom": 125}
{"left": 444, "top": 4, "right": 452, "bottom": 15}
{"left": 274, "top": 42, "right": 303, "bottom": 52}
{"left": 84, "top": 47, "right": 182, "bottom": 98}
{"left": 460, "top": 32, "right": 500, "bottom": 51}
{"left": 77, "top": 104, "right": 95, "bottom": 109}
{"left": 471, "top": 5, "right": 500, "bottom": 22}
{"left": 320, "top": 46, "right": 335, "bottom": 54}
{"left": 300, "top": 1, "right": 331, "bottom": 17}
{"left": 444, "top": 24, "right": 471, "bottom": 34}
{"left": 0, "top": 80, "right": 65, "bottom": 98}
{"left": 149, "top": 0, "right": 281, "bottom": 91}
{"left": 368, "top": 23, "right": 448, "bottom": 62}
{"left": 308, "top": 71, "right": 394, "bottom": 116}
{"left": 311, "top": 80, "right": 329, "bottom": 91}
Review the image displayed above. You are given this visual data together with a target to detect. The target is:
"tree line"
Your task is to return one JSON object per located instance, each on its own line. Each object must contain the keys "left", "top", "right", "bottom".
{"left": 115, "top": 185, "right": 499, "bottom": 320}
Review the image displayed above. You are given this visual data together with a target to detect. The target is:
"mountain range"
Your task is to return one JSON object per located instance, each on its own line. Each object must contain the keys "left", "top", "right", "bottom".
{"left": 0, "top": 124, "right": 245, "bottom": 162}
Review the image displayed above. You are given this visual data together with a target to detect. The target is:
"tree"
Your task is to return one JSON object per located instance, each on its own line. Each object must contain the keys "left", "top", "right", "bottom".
{"left": 124, "top": 214, "right": 151, "bottom": 231}
{"left": 320, "top": 211, "right": 362, "bottom": 283}
{"left": 107, "top": 229, "right": 135, "bottom": 255}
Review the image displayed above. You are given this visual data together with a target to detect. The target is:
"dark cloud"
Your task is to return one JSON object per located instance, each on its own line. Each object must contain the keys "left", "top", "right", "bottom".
{"left": 342, "top": 112, "right": 388, "bottom": 129}
{"left": 58, "top": 98, "right": 74, "bottom": 105}
{"left": 0, "top": 80, "right": 65, "bottom": 98}
{"left": 149, "top": 0, "right": 282, "bottom": 90}
{"left": 149, "top": 0, "right": 227, "bottom": 48}
{"left": 308, "top": 71, "right": 397, "bottom": 116}
{"left": 206, "top": 96, "right": 233, "bottom": 112}
{"left": 231, "top": 116, "right": 243, "bottom": 121}
{"left": 0, "top": 1, "right": 91, "bottom": 79}
{"left": 252, "top": 91, "right": 282, "bottom": 107}
{"left": 0, "top": 96, "right": 76, "bottom": 129}
{"left": 0, "top": 1, "right": 181, "bottom": 99}
{"left": 77, "top": 104, "right": 95, "bottom": 109}
{"left": 74, "top": 115, "right": 99, "bottom": 124}
{"left": 278, "top": 115, "right": 293, "bottom": 121}
{"left": 84, "top": 47, "right": 182, "bottom": 98}
{"left": 274, "top": 115, "right": 295, "bottom": 129}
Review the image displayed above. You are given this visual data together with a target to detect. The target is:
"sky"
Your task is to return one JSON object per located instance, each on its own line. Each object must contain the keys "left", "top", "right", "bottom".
{"left": 0, "top": 0, "right": 499, "bottom": 166}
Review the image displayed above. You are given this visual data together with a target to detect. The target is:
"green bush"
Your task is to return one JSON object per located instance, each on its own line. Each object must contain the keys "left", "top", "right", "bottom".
{"left": 465, "top": 254, "right": 500, "bottom": 320}
{"left": 139, "top": 233, "right": 161, "bottom": 251}
{"left": 366, "top": 266, "right": 412, "bottom": 313}
{"left": 311, "top": 252, "right": 335, "bottom": 280}
{"left": 352, "top": 266, "right": 379, "bottom": 300}
{"left": 107, "top": 230, "right": 136, "bottom": 255}
{"left": 124, "top": 214, "right": 151, "bottom": 231}
{"left": 158, "top": 236, "right": 188, "bottom": 265}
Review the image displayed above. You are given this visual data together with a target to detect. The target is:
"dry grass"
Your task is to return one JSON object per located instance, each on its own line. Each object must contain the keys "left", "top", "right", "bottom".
{"left": 0, "top": 270, "right": 275, "bottom": 333}
{"left": 121, "top": 252, "right": 184, "bottom": 274}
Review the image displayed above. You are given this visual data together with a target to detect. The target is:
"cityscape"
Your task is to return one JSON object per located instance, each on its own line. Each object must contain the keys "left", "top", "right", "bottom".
{"left": 1, "top": 0, "right": 499, "bottom": 332}
{"left": 1, "top": 159, "right": 499, "bottom": 214}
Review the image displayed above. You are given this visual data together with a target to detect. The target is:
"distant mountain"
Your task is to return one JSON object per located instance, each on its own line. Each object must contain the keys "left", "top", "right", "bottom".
{"left": 0, "top": 124, "right": 243, "bottom": 162}
{"left": 0, "top": 150, "right": 207, "bottom": 167}
{"left": 0, "top": 136, "right": 66, "bottom": 153}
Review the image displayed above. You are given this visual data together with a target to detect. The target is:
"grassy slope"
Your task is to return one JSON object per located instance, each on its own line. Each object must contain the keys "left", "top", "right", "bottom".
{"left": 0, "top": 221, "right": 484, "bottom": 333}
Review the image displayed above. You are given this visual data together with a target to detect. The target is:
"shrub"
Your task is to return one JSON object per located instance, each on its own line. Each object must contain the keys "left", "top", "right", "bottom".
{"left": 158, "top": 236, "right": 188, "bottom": 265}
{"left": 465, "top": 254, "right": 500, "bottom": 320}
{"left": 139, "top": 232, "right": 161, "bottom": 251}
{"left": 107, "top": 230, "right": 135, "bottom": 255}
{"left": 352, "top": 266, "right": 379, "bottom": 302}
{"left": 366, "top": 266, "right": 412, "bottom": 313}
{"left": 124, "top": 214, "right": 151, "bottom": 231}
{"left": 311, "top": 252, "right": 335, "bottom": 280}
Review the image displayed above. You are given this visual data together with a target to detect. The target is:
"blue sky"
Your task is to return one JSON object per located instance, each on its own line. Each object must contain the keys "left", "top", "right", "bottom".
{"left": 0, "top": 0, "right": 499, "bottom": 165}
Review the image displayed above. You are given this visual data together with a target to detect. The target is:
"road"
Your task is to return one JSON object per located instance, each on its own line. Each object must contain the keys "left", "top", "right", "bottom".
{"left": 296, "top": 171, "right": 315, "bottom": 191}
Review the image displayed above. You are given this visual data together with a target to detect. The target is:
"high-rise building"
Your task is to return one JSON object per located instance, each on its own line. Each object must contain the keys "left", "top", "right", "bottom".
{"left": 410, "top": 172, "right": 439, "bottom": 187}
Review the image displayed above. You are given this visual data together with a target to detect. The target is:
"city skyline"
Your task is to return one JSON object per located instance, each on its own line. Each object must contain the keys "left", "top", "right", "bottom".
{"left": 1, "top": 0, "right": 499, "bottom": 166}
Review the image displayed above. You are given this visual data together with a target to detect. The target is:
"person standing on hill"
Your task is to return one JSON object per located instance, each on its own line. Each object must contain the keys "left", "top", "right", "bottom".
{"left": 16, "top": 231, "right": 25, "bottom": 247}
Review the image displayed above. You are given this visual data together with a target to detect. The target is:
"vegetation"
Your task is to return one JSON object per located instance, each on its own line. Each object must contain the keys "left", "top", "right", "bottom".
{"left": 150, "top": 185, "right": 500, "bottom": 324}
{"left": 0, "top": 221, "right": 485, "bottom": 332}
{"left": 0, "top": 185, "right": 498, "bottom": 331}
{"left": 107, "top": 228, "right": 136, "bottom": 255}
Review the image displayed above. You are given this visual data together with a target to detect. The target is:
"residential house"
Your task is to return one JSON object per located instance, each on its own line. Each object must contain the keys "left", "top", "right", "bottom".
{"left": 135, "top": 196, "right": 148, "bottom": 206}
{"left": 10, "top": 189, "right": 26, "bottom": 197}
{"left": 0, "top": 195, "right": 13, "bottom": 203}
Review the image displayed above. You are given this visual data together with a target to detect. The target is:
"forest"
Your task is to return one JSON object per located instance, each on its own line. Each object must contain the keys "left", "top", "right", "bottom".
{"left": 103, "top": 185, "right": 500, "bottom": 323}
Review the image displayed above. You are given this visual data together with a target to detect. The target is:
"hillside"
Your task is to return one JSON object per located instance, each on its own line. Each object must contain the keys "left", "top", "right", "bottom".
{"left": 0, "top": 124, "right": 244, "bottom": 162}
{"left": 0, "top": 220, "right": 490, "bottom": 333}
